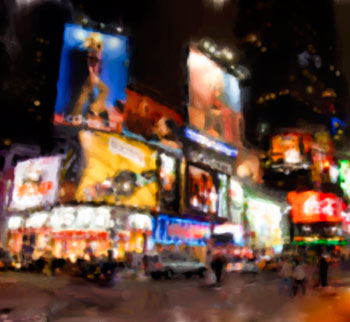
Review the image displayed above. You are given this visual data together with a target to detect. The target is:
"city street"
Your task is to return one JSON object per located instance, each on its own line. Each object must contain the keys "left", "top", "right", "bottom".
{"left": 0, "top": 264, "right": 350, "bottom": 322}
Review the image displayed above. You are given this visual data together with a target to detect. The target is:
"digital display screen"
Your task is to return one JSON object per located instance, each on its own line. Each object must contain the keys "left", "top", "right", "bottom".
{"left": 187, "top": 165, "right": 218, "bottom": 215}
{"left": 187, "top": 48, "right": 242, "bottom": 147}
{"left": 54, "top": 23, "right": 128, "bottom": 132}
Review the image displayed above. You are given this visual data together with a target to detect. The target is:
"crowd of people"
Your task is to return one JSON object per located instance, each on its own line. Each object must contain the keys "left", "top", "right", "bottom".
{"left": 279, "top": 253, "right": 329, "bottom": 297}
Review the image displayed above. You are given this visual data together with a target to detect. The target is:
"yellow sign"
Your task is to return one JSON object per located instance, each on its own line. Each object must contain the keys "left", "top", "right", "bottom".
{"left": 76, "top": 131, "right": 158, "bottom": 209}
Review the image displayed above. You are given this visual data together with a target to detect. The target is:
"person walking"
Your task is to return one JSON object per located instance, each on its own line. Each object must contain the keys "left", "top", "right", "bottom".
{"left": 211, "top": 251, "right": 226, "bottom": 286}
{"left": 279, "top": 257, "right": 293, "bottom": 296}
{"left": 293, "top": 259, "right": 306, "bottom": 296}
{"left": 319, "top": 254, "right": 329, "bottom": 287}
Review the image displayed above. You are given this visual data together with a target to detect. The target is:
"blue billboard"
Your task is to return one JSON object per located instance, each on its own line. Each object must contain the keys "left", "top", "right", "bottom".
{"left": 152, "top": 215, "right": 210, "bottom": 246}
{"left": 54, "top": 23, "right": 128, "bottom": 132}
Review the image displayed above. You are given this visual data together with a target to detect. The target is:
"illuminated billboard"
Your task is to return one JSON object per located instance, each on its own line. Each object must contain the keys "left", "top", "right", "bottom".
{"left": 339, "top": 160, "right": 350, "bottom": 198}
{"left": 288, "top": 191, "right": 345, "bottom": 223}
{"left": 153, "top": 215, "right": 210, "bottom": 246}
{"left": 187, "top": 48, "right": 242, "bottom": 147}
{"left": 246, "top": 197, "right": 283, "bottom": 248}
{"left": 270, "top": 132, "right": 312, "bottom": 164}
{"left": 124, "top": 89, "right": 183, "bottom": 149}
{"left": 228, "top": 178, "right": 244, "bottom": 224}
{"left": 187, "top": 165, "right": 218, "bottom": 215}
{"left": 76, "top": 131, "right": 158, "bottom": 209}
{"left": 54, "top": 139, "right": 82, "bottom": 204}
{"left": 159, "top": 153, "right": 179, "bottom": 212}
{"left": 54, "top": 23, "right": 128, "bottom": 132}
{"left": 10, "top": 156, "right": 62, "bottom": 211}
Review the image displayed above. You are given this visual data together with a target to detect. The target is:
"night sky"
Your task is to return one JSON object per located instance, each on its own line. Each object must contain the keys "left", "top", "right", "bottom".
{"left": 0, "top": 0, "right": 348, "bottom": 151}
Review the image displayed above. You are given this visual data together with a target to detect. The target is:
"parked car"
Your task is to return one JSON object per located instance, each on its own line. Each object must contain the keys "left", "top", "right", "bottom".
{"left": 148, "top": 252, "right": 206, "bottom": 280}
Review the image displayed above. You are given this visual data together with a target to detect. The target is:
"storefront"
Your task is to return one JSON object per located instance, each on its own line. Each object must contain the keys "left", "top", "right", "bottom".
{"left": 6, "top": 206, "right": 154, "bottom": 262}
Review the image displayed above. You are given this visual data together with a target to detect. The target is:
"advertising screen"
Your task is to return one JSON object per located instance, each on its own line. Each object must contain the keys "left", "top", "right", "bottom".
{"left": 218, "top": 173, "right": 229, "bottom": 219}
{"left": 270, "top": 132, "right": 312, "bottom": 164}
{"left": 339, "top": 160, "right": 350, "bottom": 199}
{"left": 52, "top": 139, "right": 82, "bottom": 204}
{"left": 246, "top": 197, "right": 283, "bottom": 248}
{"left": 159, "top": 153, "right": 178, "bottom": 212}
{"left": 76, "top": 131, "right": 158, "bottom": 209}
{"left": 187, "top": 48, "right": 242, "bottom": 147}
{"left": 187, "top": 165, "right": 218, "bottom": 215}
{"left": 229, "top": 178, "right": 244, "bottom": 224}
{"left": 153, "top": 215, "right": 210, "bottom": 246}
{"left": 124, "top": 89, "right": 183, "bottom": 149}
{"left": 54, "top": 24, "right": 128, "bottom": 132}
{"left": 10, "top": 156, "right": 62, "bottom": 211}
{"left": 288, "top": 191, "right": 345, "bottom": 223}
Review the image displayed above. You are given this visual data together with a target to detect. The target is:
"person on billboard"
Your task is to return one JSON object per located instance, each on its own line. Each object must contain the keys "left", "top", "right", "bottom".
{"left": 72, "top": 32, "right": 110, "bottom": 128}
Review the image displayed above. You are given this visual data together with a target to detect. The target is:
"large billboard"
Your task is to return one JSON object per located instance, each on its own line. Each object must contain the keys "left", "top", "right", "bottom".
{"left": 246, "top": 197, "right": 283, "bottom": 248}
{"left": 10, "top": 156, "right": 62, "bottom": 211}
{"left": 288, "top": 191, "right": 345, "bottom": 223}
{"left": 76, "top": 131, "right": 158, "bottom": 209}
{"left": 187, "top": 47, "right": 242, "bottom": 147}
{"left": 123, "top": 89, "right": 183, "bottom": 149}
{"left": 54, "top": 23, "right": 128, "bottom": 132}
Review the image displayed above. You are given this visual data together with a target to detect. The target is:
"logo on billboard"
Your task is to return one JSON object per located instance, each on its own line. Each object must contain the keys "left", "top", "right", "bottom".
{"left": 108, "top": 137, "right": 145, "bottom": 167}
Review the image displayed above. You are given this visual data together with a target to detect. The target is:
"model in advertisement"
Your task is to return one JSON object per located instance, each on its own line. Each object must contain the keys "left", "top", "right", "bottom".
{"left": 72, "top": 32, "right": 110, "bottom": 127}
{"left": 54, "top": 24, "right": 128, "bottom": 132}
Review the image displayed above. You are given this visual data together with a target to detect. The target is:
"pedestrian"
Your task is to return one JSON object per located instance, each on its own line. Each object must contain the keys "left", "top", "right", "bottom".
{"left": 211, "top": 251, "right": 225, "bottom": 286}
{"left": 293, "top": 259, "right": 306, "bottom": 296}
{"left": 279, "top": 257, "right": 293, "bottom": 296}
{"left": 319, "top": 254, "right": 329, "bottom": 287}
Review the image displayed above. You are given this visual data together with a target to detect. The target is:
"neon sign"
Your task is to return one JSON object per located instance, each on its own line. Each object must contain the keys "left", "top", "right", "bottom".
{"left": 153, "top": 215, "right": 210, "bottom": 246}
{"left": 185, "top": 128, "right": 237, "bottom": 158}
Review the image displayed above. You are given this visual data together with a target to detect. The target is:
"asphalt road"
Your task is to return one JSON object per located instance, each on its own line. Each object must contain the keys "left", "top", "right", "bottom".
{"left": 0, "top": 265, "right": 349, "bottom": 322}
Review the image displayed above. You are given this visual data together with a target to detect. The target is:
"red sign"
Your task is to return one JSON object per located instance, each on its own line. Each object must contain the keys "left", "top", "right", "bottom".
{"left": 288, "top": 191, "right": 345, "bottom": 223}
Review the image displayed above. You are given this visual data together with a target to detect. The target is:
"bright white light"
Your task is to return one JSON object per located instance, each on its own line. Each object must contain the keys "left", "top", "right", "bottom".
{"left": 160, "top": 153, "right": 176, "bottom": 172}
{"left": 73, "top": 29, "right": 87, "bottom": 41}
{"left": 8, "top": 216, "right": 23, "bottom": 230}
{"left": 26, "top": 211, "right": 48, "bottom": 229}
{"left": 204, "top": 0, "right": 230, "bottom": 10}
{"left": 209, "top": 46, "right": 216, "bottom": 53}
{"left": 284, "top": 148, "right": 301, "bottom": 164}
{"left": 107, "top": 37, "right": 121, "bottom": 50}
{"left": 128, "top": 213, "right": 152, "bottom": 231}
{"left": 226, "top": 52, "right": 234, "bottom": 60}
{"left": 203, "top": 41, "right": 210, "bottom": 49}
{"left": 116, "top": 27, "right": 123, "bottom": 33}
